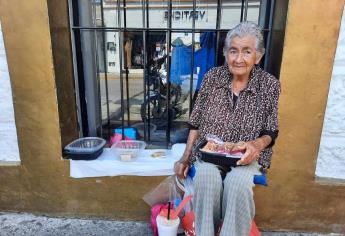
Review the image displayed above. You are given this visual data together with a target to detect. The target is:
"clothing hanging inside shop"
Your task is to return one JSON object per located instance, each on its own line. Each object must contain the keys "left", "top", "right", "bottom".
{"left": 170, "top": 32, "right": 216, "bottom": 89}
{"left": 124, "top": 39, "right": 132, "bottom": 68}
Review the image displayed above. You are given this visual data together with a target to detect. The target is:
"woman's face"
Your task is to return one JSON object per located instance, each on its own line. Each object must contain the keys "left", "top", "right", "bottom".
{"left": 226, "top": 36, "right": 263, "bottom": 78}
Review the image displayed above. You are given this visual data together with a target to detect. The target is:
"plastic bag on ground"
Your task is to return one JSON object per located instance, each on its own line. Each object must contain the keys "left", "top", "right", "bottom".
{"left": 143, "top": 175, "right": 183, "bottom": 207}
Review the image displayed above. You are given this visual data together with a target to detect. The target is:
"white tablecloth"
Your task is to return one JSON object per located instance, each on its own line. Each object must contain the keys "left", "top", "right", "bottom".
{"left": 70, "top": 144, "right": 186, "bottom": 178}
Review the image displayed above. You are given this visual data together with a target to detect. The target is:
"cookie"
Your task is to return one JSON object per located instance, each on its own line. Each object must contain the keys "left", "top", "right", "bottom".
{"left": 151, "top": 151, "right": 166, "bottom": 158}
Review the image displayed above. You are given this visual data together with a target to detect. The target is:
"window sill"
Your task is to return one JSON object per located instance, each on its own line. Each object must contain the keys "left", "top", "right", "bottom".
{"left": 315, "top": 176, "right": 345, "bottom": 186}
{"left": 0, "top": 160, "right": 21, "bottom": 166}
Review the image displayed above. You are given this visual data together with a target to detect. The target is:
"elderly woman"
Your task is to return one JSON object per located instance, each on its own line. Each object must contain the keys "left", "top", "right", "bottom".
{"left": 174, "top": 22, "right": 280, "bottom": 236}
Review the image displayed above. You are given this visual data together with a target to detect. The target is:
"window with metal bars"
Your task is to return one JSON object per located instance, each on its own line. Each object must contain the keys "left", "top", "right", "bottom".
{"left": 68, "top": 0, "right": 288, "bottom": 147}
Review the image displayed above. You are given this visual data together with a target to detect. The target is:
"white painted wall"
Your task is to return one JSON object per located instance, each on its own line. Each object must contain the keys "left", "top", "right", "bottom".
{"left": 316, "top": 6, "right": 345, "bottom": 180}
{"left": 0, "top": 21, "right": 20, "bottom": 165}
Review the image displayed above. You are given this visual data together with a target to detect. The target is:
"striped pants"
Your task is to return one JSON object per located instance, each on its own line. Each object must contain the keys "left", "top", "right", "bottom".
{"left": 193, "top": 161, "right": 261, "bottom": 236}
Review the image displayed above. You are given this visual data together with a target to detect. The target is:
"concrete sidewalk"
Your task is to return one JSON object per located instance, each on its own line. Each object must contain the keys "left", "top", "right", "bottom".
{"left": 0, "top": 212, "right": 342, "bottom": 236}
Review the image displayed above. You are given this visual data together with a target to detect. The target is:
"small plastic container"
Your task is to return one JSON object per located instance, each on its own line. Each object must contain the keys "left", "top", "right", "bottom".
{"left": 111, "top": 140, "right": 146, "bottom": 161}
{"left": 156, "top": 215, "right": 180, "bottom": 236}
{"left": 64, "top": 137, "right": 106, "bottom": 160}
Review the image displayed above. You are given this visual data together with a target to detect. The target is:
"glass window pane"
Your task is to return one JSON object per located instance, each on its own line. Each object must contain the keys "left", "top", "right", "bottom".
{"left": 78, "top": 30, "right": 103, "bottom": 136}
{"left": 123, "top": 3, "right": 144, "bottom": 28}
{"left": 149, "top": 0, "right": 168, "bottom": 28}
{"left": 100, "top": 31, "right": 146, "bottom": 133}
{"left": 171, "top": 0, "right": 192, "bottom": 29}
{"left": 220, "top": 0, "right": 242, "bottom": 29}
{"left": 75, "top": 0, "right": 102, "bottom": 27}
{"left": 195, "top": 0, "right": 217, "bottom": 29}
{"left": 246, "top": 0, "right": 260, "bottom": 23}
{"left": 103, "top": 0, "right": 121, "bottom": 28}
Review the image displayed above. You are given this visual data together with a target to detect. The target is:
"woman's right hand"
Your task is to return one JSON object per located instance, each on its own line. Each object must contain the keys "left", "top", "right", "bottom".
{"left": 174, "top": 129, "right": 199, "bottom": 179}
{"left": 174, "top": 159, "right": 190, "bottom": 179}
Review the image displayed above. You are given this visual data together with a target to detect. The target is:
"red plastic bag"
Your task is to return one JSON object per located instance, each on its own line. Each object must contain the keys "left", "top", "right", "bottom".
{"left": 249, "top": 220, "right": 261, "bottom": 236}
{"left": 181, "top": 211, "right": 195, "bottom": 236}
{"left": 216, "top": 219, "right": 261, "bottom": 236}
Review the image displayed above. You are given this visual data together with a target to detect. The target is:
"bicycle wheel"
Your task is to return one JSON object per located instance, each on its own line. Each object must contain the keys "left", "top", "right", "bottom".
{"left": 140, "top": 95, "right": 175, "bottom": 129}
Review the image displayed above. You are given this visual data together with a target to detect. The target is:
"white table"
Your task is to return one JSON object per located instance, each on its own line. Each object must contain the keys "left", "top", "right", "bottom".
{"left": 70, "top": 144, "right": 186, "bottom": 178}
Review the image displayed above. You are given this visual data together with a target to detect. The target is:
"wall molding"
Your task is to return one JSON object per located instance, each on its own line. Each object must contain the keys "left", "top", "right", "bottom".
{"left": 0, "top": 20, "right": 21, "bottom": 165}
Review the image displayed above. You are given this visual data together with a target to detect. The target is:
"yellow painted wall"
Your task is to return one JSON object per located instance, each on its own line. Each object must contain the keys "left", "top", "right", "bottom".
{"left": 0, "top": 0, "right": 160, "bottom": 220}
{"left": 47, "top": 0, "right": 79, "bottom": 148}
{"left": 0, "top": 0, "right": 345, "bottom": 234}
{"left": 254, "top": 0, "right": 345, "bottom": 233}
{"left": 0, "top": 0, "right": 65, "bottom": 211}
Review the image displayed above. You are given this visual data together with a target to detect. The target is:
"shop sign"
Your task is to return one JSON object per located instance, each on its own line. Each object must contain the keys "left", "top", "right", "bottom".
{"left": 164, "top": 10, "right": 206, "bottom": 21}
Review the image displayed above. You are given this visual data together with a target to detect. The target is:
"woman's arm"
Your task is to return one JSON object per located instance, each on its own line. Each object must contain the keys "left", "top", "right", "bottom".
{"left": 236, "top": 78, "right": 281, "bottom": 165}
{"left": 174, "top": 69, "right": 213, "bottom": 177}
{"left": 174, "top": 129, "right": 199, "bottom": 179}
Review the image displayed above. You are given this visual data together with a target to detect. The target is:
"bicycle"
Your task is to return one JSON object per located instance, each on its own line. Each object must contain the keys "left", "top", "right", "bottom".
{"left": 140, "top": 55, "right": 182, "bottom": 129}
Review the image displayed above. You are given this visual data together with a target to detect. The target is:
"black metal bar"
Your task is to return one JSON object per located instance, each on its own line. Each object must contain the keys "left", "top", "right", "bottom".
{"left": 125, "top": 67, "right": 130, "bottom": 128}
{"left": 142, "top": 0, "right": 149, "bottom": 142}
{"left": 100, "top": 0, "right": 111, "bottom": 140}
{"left": 71, "top": 26, "right": 271, "bottom": 32}
{"left": 123, "top": 0, "right": 131, "bottom": 127}
{"left": 117, "top": 0, "right": 125, "bottom": 138}
{"left": 166, "top": 0, "right": 172, "bottom": 146}
{"left": 188, "top": 0, "right": 196, "bottom": 116}
{"left": 93, "top": 3, "right": 102, "bottom": 138}
{"left": 240, "top": 0, "right": 245, "bottom": 22}
{"left": 244, "top": 0, "right": 249, "bottom": 21}
{"left": 68, "top": 0, "right": 83, "bottom": 137}
{"left": 215, "top": 0, "right": 222, "bottom": 66}
{"left": 68, "top": 1, "right": 78, "bottom": 128}
{"left": 145, "top": 0, "right": 149, "bottom": 28}
{"left": 264, "top": 0, "right": 276, "bottom": 71}
{"left": 71, "top": 0, "right": 90, "bottom": 137}
{"left": 93, "top": 27, "right": 102, "bottom": 137}
{"left": 145, "top": 0, "right": 151, "bottom": 142}
{"left": 258, "top": 0, "right": 269, "bottom": 28}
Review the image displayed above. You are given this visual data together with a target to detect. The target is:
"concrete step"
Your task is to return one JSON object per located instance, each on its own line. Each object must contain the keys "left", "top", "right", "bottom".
{"left": 0, "top": 212, "right": 342, "bottom": 236}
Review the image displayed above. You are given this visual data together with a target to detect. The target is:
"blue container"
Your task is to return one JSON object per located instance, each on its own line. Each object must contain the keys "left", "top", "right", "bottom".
{"left": 114, "top": 127, "right": 138, "bottom": 140}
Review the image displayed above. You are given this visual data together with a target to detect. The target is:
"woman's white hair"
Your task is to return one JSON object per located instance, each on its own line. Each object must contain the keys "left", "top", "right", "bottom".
{"left": 223, "top": 21, "right": 265, "bottom": 62}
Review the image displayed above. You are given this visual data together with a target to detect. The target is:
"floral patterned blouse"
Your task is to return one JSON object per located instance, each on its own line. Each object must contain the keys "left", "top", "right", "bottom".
{"left": 189, "top": 65, "right": 281, "bottom": 169}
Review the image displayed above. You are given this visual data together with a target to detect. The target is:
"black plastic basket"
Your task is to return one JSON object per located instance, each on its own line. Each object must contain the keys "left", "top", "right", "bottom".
{"left": 197, "top": 141, "right": 241, "bottom": 167}
{"left": 64, "top": 137, "right": 106, "bottom": 160}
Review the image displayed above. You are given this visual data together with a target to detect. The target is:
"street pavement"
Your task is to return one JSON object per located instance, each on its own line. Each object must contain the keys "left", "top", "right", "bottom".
{"left": 0, "top": 212, "right": 343, "bottom": 236}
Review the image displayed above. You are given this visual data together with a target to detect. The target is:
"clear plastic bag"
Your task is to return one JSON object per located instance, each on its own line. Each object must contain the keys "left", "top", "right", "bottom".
{"left": 202, "top": 134, "right": 245, "bottom": 157}
{"left": 181, "top": 176, "right": 196, "bottom": 236}
{"left": 144, "top": 176, "right": 185, "bottom": 236}
{"left": 206, "top": 134, "right": 224, "bottom": 144}
{"left": 143, "top": 175, "right": 184, "bottom": 207}
{"left": 183, "top": 176, "right": 194, "bottom": 213}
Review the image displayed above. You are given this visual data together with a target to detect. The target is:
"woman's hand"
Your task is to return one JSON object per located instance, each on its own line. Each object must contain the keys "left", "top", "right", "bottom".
{"left": 233, "top": 136, "right": 271, "bottom": 165}
{"left": 174, "top": 159, "right": 190, "bottom": 179}
{"left": 174, "top": 129, "right": 199, "bottom": 179}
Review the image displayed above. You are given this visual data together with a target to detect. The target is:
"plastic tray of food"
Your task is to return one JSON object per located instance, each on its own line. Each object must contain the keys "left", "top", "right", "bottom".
{"left": 64, "top": 137, "right": 106, "bottom": 160}
{"left": 111, "top": 140, "right": 146, "bottom": 161}
{"left": 198, "top": 140, "right": 243, "bottom": 167}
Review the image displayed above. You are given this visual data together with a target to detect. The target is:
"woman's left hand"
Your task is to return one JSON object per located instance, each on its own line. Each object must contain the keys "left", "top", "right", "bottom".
{"left": 233, "top": 140, "right": 262, "bottom": 165}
